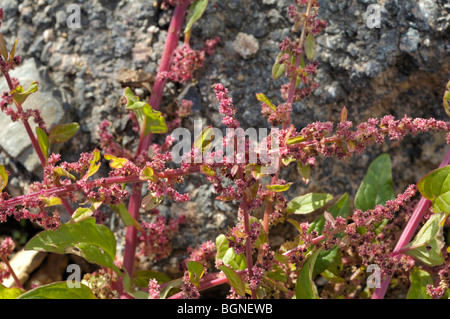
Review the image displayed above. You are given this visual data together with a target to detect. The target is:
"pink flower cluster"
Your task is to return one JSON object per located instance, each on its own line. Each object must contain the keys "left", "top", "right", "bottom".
{"left": 148, "top": 278, "right": 161, "bottom": 299}
{"left": 227, "top": 221, "right": 261, "bottom": 256}
{"left": 0, "top": 237, "right": 14, "bottom": 283}
{"left": 180, "top": 271, "right": 200, "bottom": 299}
{"left": 161, "top": 38, "right": 219, "bottom": 84}
{"left": 351, "top": 185, "right": 417, "bottom": 229}
{"left": 287, "top": 116, "right": 450, "bottom": 164}
{"left": 138, "top": 214, "right": 185, "bottom": 261}
{"left": 182, "top": 240, "right": 216, "bottom": 270}
{"left": 426, "top": 253, "right": 450, "bottom": 298}
{"left": 289, "top": 0, "right": 327, "bottom": 35}
{"left": 248, "top": 243, "right": 275, "bottom": 290}
{"left": 1, "top": 90, "right": 46, "bottom": 130}
{"left": 214, "top": 83, "right": 240, "bottom": 128}
{"left": 0, "top": 237, "right": 14, "bottom": 257}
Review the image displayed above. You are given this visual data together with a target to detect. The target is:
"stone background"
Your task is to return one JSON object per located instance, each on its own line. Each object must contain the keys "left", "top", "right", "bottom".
{"left": 0, "top": 0, "right": 449, "bottom": 276}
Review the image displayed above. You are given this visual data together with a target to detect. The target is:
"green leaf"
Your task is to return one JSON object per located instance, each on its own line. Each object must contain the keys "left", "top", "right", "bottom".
{"left": 187, "top": 261, "right": 205, "bottom": 288}
{"left": 215, "top": 234, "right": 247, "bottom": 271}
{"left": 84, "top": 149, "right": 101, "bottom": 180}
{"left": 295, "top": 248, "right": 321, "bottom": 299}
{"left": 54, "top": 167, "right": 76, "bottom": 180}
{"left": 70, "top": 207, "right": 94, "bottom": 223}
{"left": 265, "top": 268, "right": 287, "bottom": 283}
{"left": 219, "top": 265, "right": 246, "bottom": 297}
{"left": 122, "top": 270, "right": 148, "bottom": 299}
{"left": 266, "top": 183, "right": 292, "bottom": 192}
{"left": 123, "top": 87, "right": 167, "bottom": 135}
{"left": 403, "top": 213, "right": 445, "bottom": 267}
{"left": 340, "top": 106, "right": 348, "bottom": 122}
{"left": 0, "top": 34, "right": 8, "bottom": 60}
{"left": 281, "top": 156, "right": 296, "bottom": 166}
{"left": 256, "top": 93, "right": 277, "bottom": 112}
{"left": 0, "top": 284, "right": 24, "bottom": 299}
{"left": 444, "top": 92, "right": 450, "bottom": 117}
{"left": 354, "top": 154, "right": 395, "bottom": 212}
{"left": 184, "top": 0, "right": 209, "bottom": 36}
{"left": 111, "top": 203, "right": 144, "bottom": 233}
{"left": 407, "top": 267, "right": 433, "bottom": 299}
{"left": 49, "top": 123, "right": 80, "bottom": 143}
{"left": 444, "top": 80, "right": 450, "bottom": 117}
{"left": 160, "top": 278, "right": 183, "bottom": 299}
{"left": 304, "top": 34, "right": 316, "bottom": 60}
{"left": 194, "top": 126, "right": 214, "bottom": 155}
{"left": 8, "top": 39, "right": 18, "bottom": 63}
{"left": 18, "top": 282, "right": 96, "bottom": 299}
{"left": 200, "top": 164, "right": 216, "bottom": 177}
{"left": 142, "top": 105, "right": 168, "bottom": 135}
{"left": 287, "top": 218, "right": 304, "bottom": 235}
{"left": 248, "top": 164, "right": 265, "bottom": 180}
{"left": 12, "top": 81, "right": 39, "bottom": 105}
{"left": 40, "top": 196, "right": 62, "bottom": 207}
{"left": 133, "top": 270, "right": 172, "bottom": 288}
{"left": 0, "top": 165, "right": 8, "bottom": 192}
{"left": 124, "top": 87, "right": 147, "bottom": 110}
{"left": 287, "top": 193, "right": 333, "bottom": 215}
{"left": 286, "top": 136, "right": 306, "bottom": 145}
{"left": 36, "top": 127, "right": 49, "bottom": 162}
{"left": 295, "top": 161, "right": 310, "bottom": 184}
{"left": 417, "top": 165, "right": 450, "bottom": 216}
{"left": 141, "top": 192, "right": 164, "bottom": 211}
{"left": 200, "top": 164, "right": 216, "bottom": 176}
{"left": 25, "top": 217, "right": 119, "bottom": 272}
{"left": 139, "top": 166, "right": 159, "bottom": 182}
{"left": 309, "top": 193, "right": 350, "bottom": 235}
{"left": 272, "top": 52, "right": 286, "bottom": 80}
{"left": 104, "top": 154, "right": 129, "bottom": 169}
{"left": 312, "top": 246, "right": 340, "bottom": 277}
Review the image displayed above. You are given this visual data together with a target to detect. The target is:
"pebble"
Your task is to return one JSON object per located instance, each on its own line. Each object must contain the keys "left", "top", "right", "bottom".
{"left": 232, "top": 32, "right": 259, "bottom": 59}
{"left": 400, "top": 28, "right": 420, "bottom": 53}
{"left": 42, "top": 28, "right": 54, "bottom": 42}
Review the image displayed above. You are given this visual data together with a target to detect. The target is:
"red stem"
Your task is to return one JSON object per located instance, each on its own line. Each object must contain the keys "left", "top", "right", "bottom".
{"left": 1, "top": 255, "right": 24, "bottom": 290}
{"left": 2, "top": 165, "right": 201, "bottom": 209}
{"left": 2, "top": 71, "right": 74, "bottom": 216}
{"left": 262, "top": 0, "right": 313, "bottom": 235}
{"left": 122, "top": 3, "right": 189, "bottom": 280}
{"left": 372, "top": 148, "right": 450, "bottom": 299}
{"left": 240, "top": 193, "right": 257, "bottom": 299}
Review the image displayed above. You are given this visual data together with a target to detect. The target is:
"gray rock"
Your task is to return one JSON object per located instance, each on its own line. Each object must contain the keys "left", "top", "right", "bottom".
{"left": 400, "top": 27, "right": 420, "bottom": 53}
{"left": 0, "top": 0, "right": 18, "bottom": 18}
{"left": 0, "top": 58, "right": 66, "bottom": 172}
{"left": 232, "top": 32, "right": 259, "bottom": 59}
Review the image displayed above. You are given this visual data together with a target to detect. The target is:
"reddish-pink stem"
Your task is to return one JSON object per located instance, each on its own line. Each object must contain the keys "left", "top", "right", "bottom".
{"left": 240, "top": 193, "right": 257, "bottom": 299}
{"left": 1, "top": 255, "right": 24, "bottom": 290}
{"left": 372, "top": 148, "right": 450, "bottom": 299}
{"left": 286, "top": 0, "right": 313, "bottom": 107}
{"left": 123, "top": 3, "right": 189, "bottom": 281}
{"left": 2, "top": 71, "right": 74, "bottom": 216}
{"left": 2, "top": 165, "right": 201, "bottom": 209}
